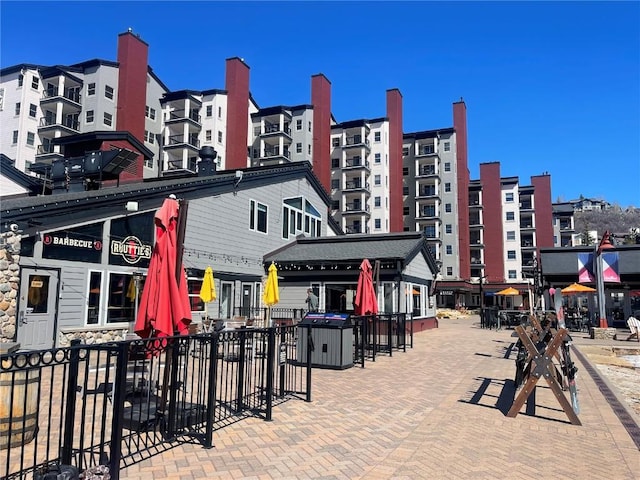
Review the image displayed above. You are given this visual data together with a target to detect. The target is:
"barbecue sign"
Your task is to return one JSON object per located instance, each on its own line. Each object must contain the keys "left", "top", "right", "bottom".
{"left": 42, "top": 223, "right": 104, "bottom": 263}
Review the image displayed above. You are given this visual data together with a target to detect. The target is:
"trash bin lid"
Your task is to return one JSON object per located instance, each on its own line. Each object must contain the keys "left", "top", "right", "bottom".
{"left": 300, "top": 313, "right": 352, "bottom": 328}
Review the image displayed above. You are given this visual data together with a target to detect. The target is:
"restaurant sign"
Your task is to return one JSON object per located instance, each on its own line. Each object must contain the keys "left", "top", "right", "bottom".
{"left": 110, "top": 236, "right": 152, "bottom": 265}
{"left": 439, "top": 290, "right": 454, "bottom": 296}
{"left": 42, "top": 223, "right": 103, "bottom": 263}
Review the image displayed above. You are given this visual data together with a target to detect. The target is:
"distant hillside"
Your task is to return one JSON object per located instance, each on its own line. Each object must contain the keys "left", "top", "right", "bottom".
{"left": 574, "top": 206, "right": 640, "bottom": 244}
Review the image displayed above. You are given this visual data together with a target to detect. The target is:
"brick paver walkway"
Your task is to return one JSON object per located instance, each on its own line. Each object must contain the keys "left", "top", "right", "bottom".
{"left": 122, "top": 316, "right": 639, "bottom": 479}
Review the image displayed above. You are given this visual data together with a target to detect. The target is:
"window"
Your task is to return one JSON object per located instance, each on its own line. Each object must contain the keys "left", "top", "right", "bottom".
{"left": 144, "top": 130, "right": 154, "bottom": 144}
{"left": 402, "top": 147, "right": 409, "bottom": 156}
{"left": 218, "top": 106, "right": 222, "bottom": 118}
{"left": 506, "top": 211, "right": 515, "bottom": 221}
{"left": 104, "top": 112, "right": 112, "bottom": 126}
{"left": 26, "top": 131, "right": 35, "bottom": 146}
{"left": 282, "top": 197, "right": 322, "bottom": 239}
{"left": 187, "top": 277, "right": 206, "bottom": 313}
{"left": 506, "top": 231, "right": 516, "bottom": 241}
{"left": 31, "top": 76, "right": 39, "bottom": 89}
{"left": 446, "top": 245, "right": 453, "bottom": 255}
{"left": 375, "top": 219, "right": 381, "bottom": 229}
{"left": 87, "top": 83, "right": 95, "bottom": 96}
{"left": 508, "top": 270, "right": 517, "bottom": 279}
{"left": 206, "top": 105, "right": 212, "bottom": 117}
{"left": 18, "top": 74, "right": 23, "bottom": 87}
{"left": 402, "top": 167, "right": 409, "bottom": 176}
{"left": 374, "top": 197, "right": 381, "bottom": 207}
{"left": 331, "top": 158, "right": 339, "bottom": 168}
{"left": 402, "top": 186, "right": 409, "bottom": 195}
{"left": 86, "top": 110, "right": 94, "bottom": 123}
{"left": 444, "top": 141, "right": 450, "bottom": 152}
{"left": 331, "top": 179, "right": 339, "bottom": 189}
{"left": 104, "top": 85, "right": 114, "bottom": 100}
{"left": 375, "top": 153, "right": 381, "bottom": 163}
{"left": 445, "top": 224, "right": 452, "bottom": 234}
{"left": 29, "top": 104, "right": 37, "bottom": 118}
{"left": 308, "top": 145, "right": 311, "bottom": 155}
{"left": 12, "top": 130, "right": 18, "bottom": 144}
{"left": 218, "top": 131, "right": 223, "bottom": 143}
{"left": 403, "top": 206, "right": 410, "bottom": 215}
{"left": 332, "top": 137, "right": 340, "bottom": 147}
{"left": 445, "top": 203, "right": 452, "bottom": 213}
{"left": 444, "top": 182, "right": 451, "bottom": 192}
{"left": 250, "top": 200, "right": 268, "bottom": 233}
{"left": 446, "top": 267, "right": 453, "bottom": 276}
{"left": 308, "top": 121, "right": 312, "bottom": 132}
{"left": 507, "top": 250, "right": 516, "bottom": 260}
{"left": 205, "top": 130, "right": 212, "bottom": 141}
{"left": 374, "top": 131, "right": 381, "bottom": 142}
{"left": 374, "top": 175, "right": 381, "bottom": 186}
{"left": 15, "top": 102, "right": 20, "bottom": 115}
{"left": 505, "top": 192, "right": 514, "bottom": 202}
{"left": 296, "top": 119, "right": 302, "bottom": 130}
{"left": 145, "top": 106, "right": 156, "bottom": 120}
{"left": 331, "top": 200, "right": 340, "bottom": 210}
{"left": 296, "top": 143, "right": 302, "bottom": 153}
{"left": 106, "top": 273, "right": 137, "bottom": 323}
{"left": 444, "top": 162, "right": 451, "bottom": 172}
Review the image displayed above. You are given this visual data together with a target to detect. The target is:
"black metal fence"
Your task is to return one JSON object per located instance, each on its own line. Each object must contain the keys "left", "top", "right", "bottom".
{"left": 1, "top": 325, "right": 309, "bottom": 480}
{"left": 352, "top": 313, "right": 408, "bottom": 367}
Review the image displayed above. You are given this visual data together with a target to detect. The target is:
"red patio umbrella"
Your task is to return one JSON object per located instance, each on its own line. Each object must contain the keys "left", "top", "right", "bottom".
{"left": 354, "top": 258, "right": 378, "bottom": 315}
{"left": 135, "top": 197, "right": 192, "bottom": 338}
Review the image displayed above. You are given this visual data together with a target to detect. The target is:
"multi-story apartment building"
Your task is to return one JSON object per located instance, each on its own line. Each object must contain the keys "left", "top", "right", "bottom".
{"left": 0, "top": 32, "right": 168, "bottom": 180}
{"left": 2, "top": 30, "right": 557, "bottom": 312}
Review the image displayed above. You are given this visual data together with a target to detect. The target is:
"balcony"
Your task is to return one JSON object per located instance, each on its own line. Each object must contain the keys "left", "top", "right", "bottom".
{"left": 166, "top": 134, "right": 200, "bottom": 149}
{"left": 344, "top": 136, "right": 370, "bottom": 149}
{"left": 344, "top": 203, "right": 370, "bottom": 215}
{"left": 344, "top": 181, "right": 370, "bottom": 191}
{"left": 417, "top": 207, "right": 437, "bottom": 219}
{"left": 416, "top": 145, "right": 436, "bottom": 157}
{"left": 39, "top": 116, "right": 80, "bottom": 133}
{"left": 345, "top": 224, "right": 369, "bottom": 234}
{"left": 261, "top": 148, "right": 290, "bottom": 159}
{"left": 416, "top": 165, "right": 437, "bottom": 178}
{"left": 166, "top": 109, "right": 201, "bottom": 126}
{"left": 256, "top": 123, "right": 292, "bottom": 137}
{"left": 416, "top": 188, "right": 438, "bottom": 199}
{"left": 41, "top": 87, "right": 81, "bottom": 109}
{"left": 344, "top": 158, "right": 370, "bottom": 170}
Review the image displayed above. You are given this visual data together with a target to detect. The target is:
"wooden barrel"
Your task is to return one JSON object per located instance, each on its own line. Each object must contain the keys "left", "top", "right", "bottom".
{"left": 0, "top": 360, "right": 40, "bottom": 450}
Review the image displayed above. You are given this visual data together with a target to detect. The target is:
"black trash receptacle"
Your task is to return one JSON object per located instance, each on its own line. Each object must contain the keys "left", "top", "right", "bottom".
{"left": 297, "top": 313, "right": 353, "bottom": 369}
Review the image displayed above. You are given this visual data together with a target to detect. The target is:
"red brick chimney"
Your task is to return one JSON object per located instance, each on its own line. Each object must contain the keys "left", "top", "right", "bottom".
{"left": 311, "top": 74, "right": 331, "bottom": 192}
{"left": 453, "top": 100, "right": 470, "bottom": 279}
{"left": 225, "top": 57, "right": 250, "bottom": 170}
{"left": 387, "top": 89, "right": 403, "bottom": 232}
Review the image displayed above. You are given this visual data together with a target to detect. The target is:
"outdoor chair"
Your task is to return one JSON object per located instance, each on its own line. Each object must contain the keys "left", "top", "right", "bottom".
{"left": 626, "top": 316, "right": 640, "bottom": 342}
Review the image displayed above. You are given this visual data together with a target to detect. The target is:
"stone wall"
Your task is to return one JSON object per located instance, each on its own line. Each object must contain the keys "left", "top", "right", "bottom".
{"left": 0, "top": 231, "right": 20, "bottom": 343}
{"left": 58, "top": 327, "right": 129, "bottom": 347}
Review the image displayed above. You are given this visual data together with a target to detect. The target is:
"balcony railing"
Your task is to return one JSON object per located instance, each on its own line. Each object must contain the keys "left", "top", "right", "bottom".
{"left": 37, "top": 144, "right": 57, "bottom": 155}
{"left": 262, "top": 149, "right": 290, "bottom": 159}
{"left": 344, "top": 181, "right": 370, "bottom": 190}
{"left": 168, "top": 109, "right": 201, "bottom": 123}
{"left": 344, "top": 159, "right": 370, "bottom": 169}
{"left": 345, "top": 136, "right": 370, "bottom": 147}
{"left": 257, "top": 123, "right": 291, "bottom": 136}
{"left": 39, "top": 116, "right": 80, "bottom": 131}
{"left": 168, "top": 134, "right": 200, "bottom": 148}
{"left": 346, "top": 225, "right": 369, "bottom": 234}
{"left": 345, "top": 203, "right": 370, "bottom": 212}
{"left": 42, "top": 87, "right": 81, "bottom": 103}
{"left": 418, "top": 166, "right": 437, "bottom": 176}
{"left": 417, "top": 145, "right": 435, "bottom": 156}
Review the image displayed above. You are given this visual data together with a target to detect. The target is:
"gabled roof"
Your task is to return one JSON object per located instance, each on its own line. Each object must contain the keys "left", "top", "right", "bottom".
{"left": 0, "top": 154, "right": 45, "bottom": 195}
{"left": 264, "top": 232, "right": 438, "bottom": 272}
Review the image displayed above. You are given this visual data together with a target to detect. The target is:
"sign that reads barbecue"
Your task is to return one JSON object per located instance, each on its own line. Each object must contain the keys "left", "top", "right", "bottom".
{"left": 109, "top": 212, "right": 154, "bottom": 268}
{"left": 42, "top": 223, "right": 104, "bottom": 263}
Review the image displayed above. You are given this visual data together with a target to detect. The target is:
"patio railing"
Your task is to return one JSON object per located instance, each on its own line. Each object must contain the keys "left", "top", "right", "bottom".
{"left": 1, "top": 325, "right": 309, "bottom": 480}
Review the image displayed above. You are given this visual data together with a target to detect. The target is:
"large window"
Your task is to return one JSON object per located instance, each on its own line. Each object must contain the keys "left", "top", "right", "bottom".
{"left": 188, "top": 277, "right": 205, "bottom": 313}
{"left": 282, "top": 196, "right": 322, "bottom": 239}
{"left": 106, "top": 272, "right": 136, "bottom": 324}
{"left": 250, "top": 200, "right": 268, "bottom": 233}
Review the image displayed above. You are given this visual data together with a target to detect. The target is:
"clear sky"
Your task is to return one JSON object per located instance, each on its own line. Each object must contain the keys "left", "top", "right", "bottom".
{"left": 2, "top": 1, "right": 639, "bottom": 207}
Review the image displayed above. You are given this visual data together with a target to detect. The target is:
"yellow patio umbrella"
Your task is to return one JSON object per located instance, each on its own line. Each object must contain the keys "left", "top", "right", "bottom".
{"left": 561, "top": 283, "right": 596, "bottom": 294}
{"left": 199, "top": 266, "right": 217, "bottom": 317}
{"left": 495, "top": 287, "right": 520, "bottom": 296}
{"left": 263, "top": 262, "right": 280, "bottom": 327}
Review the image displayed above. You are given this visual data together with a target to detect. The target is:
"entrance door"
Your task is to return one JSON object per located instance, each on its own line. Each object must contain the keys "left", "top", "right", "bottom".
{"left": 240, "top": 283, "right": 252, "bottom": 318}
{"left": 17, "top": 268, "right": 59, "bottom": 349}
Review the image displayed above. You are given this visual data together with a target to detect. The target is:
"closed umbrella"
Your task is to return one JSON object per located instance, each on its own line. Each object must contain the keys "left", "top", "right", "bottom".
{"left": 263, "top": 262, "right": 280, "bottom": 327}
{"left": 354, "top": 258, "right": 378, "bottom": 315}
{"left": 199, "top": 266, "right": 217, "bottom": 317}
{"left": 135, "top": 197, "right": 192, "bottom": 338}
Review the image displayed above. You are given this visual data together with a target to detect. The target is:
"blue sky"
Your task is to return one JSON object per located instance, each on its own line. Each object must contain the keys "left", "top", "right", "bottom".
{"left": 2, "top": 1, "right": 639, "bottom": 207}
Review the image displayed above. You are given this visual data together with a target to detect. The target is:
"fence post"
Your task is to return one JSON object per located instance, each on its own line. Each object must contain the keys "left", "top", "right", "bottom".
{"left": 265, "top": 327, "right": 275, "bottom": 420}
{"left": 387, "top": 314, "right": 393, "bottom": 357}
{"left": 61, "top": 339, "right": 81, "bottom": 466}
{"left": 236, "top": 329, "right": 246, "bottom": 413}
{"left": 402, "top": 314, "right": 407, "bottom": 352}
{"left": 204, "top": 334, "right": 218, "bottom": 448}
{"left": 108, "top": 341, "right": 130, "bottom": 480}
{"left": 305, "top": 325, "right": 312, "bottom": 402}
{"left": 166, "top": 340, "right": 181, "bottom": 437}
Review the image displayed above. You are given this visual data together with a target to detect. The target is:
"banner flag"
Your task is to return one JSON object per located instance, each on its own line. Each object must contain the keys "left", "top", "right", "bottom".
{"left": 602, "top": 252, "right": 621, "bottom": 283}
{"left": 578, "top": 253, "right": 595, "bottom": 283}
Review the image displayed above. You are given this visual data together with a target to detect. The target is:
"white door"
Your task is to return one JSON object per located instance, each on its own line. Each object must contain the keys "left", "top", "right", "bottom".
{"left": 17, "top": 268, "right": 59, "bottom": 350}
